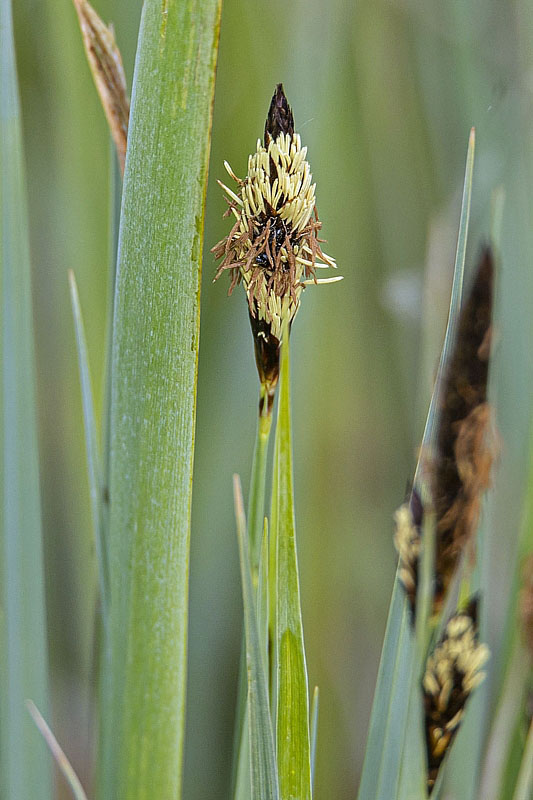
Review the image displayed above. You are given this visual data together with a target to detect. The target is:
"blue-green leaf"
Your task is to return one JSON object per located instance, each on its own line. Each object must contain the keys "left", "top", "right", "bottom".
{"left": 0, "top": 0, "right": 51, "bottom": 796}
{"left": 234, "top": 475, "right": 279, "bottom": 800}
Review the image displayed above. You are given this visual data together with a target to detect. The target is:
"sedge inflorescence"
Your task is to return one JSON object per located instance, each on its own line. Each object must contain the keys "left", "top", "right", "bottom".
{"left": 423, "top": 605, "right": 489, "bottom": 790}
{"left": 212, "top": 84, "right": 338, "bottom": 344}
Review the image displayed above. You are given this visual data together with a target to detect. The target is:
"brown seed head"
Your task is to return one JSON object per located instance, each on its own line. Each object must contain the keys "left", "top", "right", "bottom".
{"left": 431, "top": 246, "right": 495, "bottom": 611}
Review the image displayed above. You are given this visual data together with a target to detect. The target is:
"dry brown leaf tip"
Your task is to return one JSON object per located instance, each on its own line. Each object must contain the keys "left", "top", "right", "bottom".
{"left": 73, "top": 0, "right": 130, "bottom": 174}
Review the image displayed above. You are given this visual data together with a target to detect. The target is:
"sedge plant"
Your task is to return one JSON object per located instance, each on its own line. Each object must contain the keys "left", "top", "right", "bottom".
{"left": 5, "top": 1, "right": 533, "bottom": 800}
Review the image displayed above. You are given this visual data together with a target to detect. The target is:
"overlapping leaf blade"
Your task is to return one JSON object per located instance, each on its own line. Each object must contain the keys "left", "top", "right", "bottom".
{"left": 0, "top": 1, "right": 51, "bottom": 796}
{"left": 234, "top": 476, "right": 279, "bottom": 800}
{"left": 273, "top": 338, "right": 312, "bottom": 800}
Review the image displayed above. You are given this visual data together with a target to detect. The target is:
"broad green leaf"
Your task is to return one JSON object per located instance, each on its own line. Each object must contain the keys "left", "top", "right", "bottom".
{"left": 99, "top": 0, "right": 222, "bottom": 797}
{"left": 0, "top": 1, "right": 51, "bottom": 797}
{"left": 234, "top": 475, "right": 279, "bottom": 800}
{"left": 357, "top": 129, "right": 475, "bottom": 800}
{"left": 274, "top": 337, "right": 312, "bottom": 800}
{"left": 68, "top": 270, "right": 109, "bottom": 614}
{"left": 26, "top": 701, "right": 88, "bottom": 800}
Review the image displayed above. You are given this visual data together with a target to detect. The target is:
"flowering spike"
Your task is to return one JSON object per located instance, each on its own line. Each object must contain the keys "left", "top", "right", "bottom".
{"left": 212, "top": 85, "right": 339, "bottom": 412}
{"left": 423, "top": 599, "right": 489, "bottom": 792}
{"left": 394, "top": 246, "right": 496, "bottom": 617}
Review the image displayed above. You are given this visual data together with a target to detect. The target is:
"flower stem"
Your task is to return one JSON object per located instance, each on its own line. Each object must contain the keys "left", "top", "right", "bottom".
{"left": 248, "top": 396, "right": 273, "bottom": 579}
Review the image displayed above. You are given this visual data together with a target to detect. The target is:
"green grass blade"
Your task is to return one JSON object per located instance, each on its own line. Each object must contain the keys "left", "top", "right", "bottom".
{"left": 310, "top": 686, "right": 319, "bottom": 793}
{"left": 357, "top": 580, "right": 414, "bottom": 800}
{"left": 358, "top": 130, "right": 476, "bottom": 799}
{"left": 249, "top": 413, "right": 273, "bottom": 574}
{"left": 258, "top": 519, "right": 270, "bottom": 674}
{"left": 0, "top": 1, "right": 51, "bottom": 797}
{"left": 274, "top": 336, "right": 312, "bottom": 800}
{"left": 100, "top": 0, "right": 222, "bottom": 797}
{"left": 416, "top": 127, "right": 475, "bottom": 467}
{"left": 233, "top": 417, "right": 272, "bottom": 800}
{"left": 102, "top": 147, "right": 122, "bottom": 533}
{"left": 479, "top": 640, "right": 530, "bottom": 800}
{"left": 68, "top": 270, "right": 109, "bottom": 614}
{"left": 234, "top": 475, "right": 280, "bottom": 800}
{"left": 234, "top": 522, "right": 271, "bottom": 800}
{"left": 26, "top": 701, "right": 89, "bottom": 800}
{"left": 512, "top": 717, "right": 533, "bottom": 800}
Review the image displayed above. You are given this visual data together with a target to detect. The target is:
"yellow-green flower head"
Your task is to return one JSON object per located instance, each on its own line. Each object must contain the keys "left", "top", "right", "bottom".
{"left": 422, "top": 601, "right": 489, "bottom": 791}
{"left": 212, "top": 84, "right": 339, "bottom": 344}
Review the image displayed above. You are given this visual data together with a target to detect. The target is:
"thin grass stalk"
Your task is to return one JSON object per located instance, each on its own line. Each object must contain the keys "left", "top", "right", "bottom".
{"left": 249, "top": 409, "right": 273, "bottom": 575}
{"left": 0, "top": 0, "right": 51, "bottom": 796}
{"left": 68, "top": 270, "right": 109, "bottom": 616}
{"left": 26, "top": 701, "right": 89, "bottom": 800}
{"left": 102, "top": 147, "right": 122, "bottom": 532}
{"left": 99, "top": 0, "right": 221, "bottom": 797}
{"left": 310, "top": 686, "right": 319, "bottom": 792}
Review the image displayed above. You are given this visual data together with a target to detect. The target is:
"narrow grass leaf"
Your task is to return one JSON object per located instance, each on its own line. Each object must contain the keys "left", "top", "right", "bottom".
{"left": 100, "top": 0, "right": 222, "bottom": 797}
{"left": 357, "top": 584, "right": 414, "bottom": 800}
{"left": 233, "top": 420, "right": 272, "bottom": 800}
{"left": 479, "top": 641, "right": 530, "bottom": 800}
{"left": 274, "top": 337, "right": 312, "bottom": 800}
{"left": 234, "top": 522, "right": 270, "bottom": 800}
{"left": 358, "top": 130, "right": 475, "bottom": 800}
{"left": 512, "top": 717, "right": 533, "bottom": 800}
{"left": 26, "top": 701, "right": 89, "bottom": 800}
{"left": 234, "top": 475, "right": 279, "bottom": 800}
{"left": 248, "top": 413, "right": 273, "bottom": 573}
{"left": 0, "top": 1, "right": 51, "bottom": 797}
{"left": 310, "top": 686, "right": 319, "bottom": 793}
{"left": 68, "top": 270, "right": 109, "bottom": 613}
{"left": 416, "top": 127, "right": 475, "bottom": 464}
{"left": 258, "top": 519, "right": 270, "bottom": 673}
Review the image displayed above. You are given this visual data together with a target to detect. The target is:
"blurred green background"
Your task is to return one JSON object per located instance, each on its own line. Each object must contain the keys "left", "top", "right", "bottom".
{"left": 13, "top": 0, "right": 533, "bottom": 797}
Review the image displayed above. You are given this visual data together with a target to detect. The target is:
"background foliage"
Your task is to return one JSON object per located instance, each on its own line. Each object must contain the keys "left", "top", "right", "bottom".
{"left": 13, "top": 0, "right": 533, "bottom": 797}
